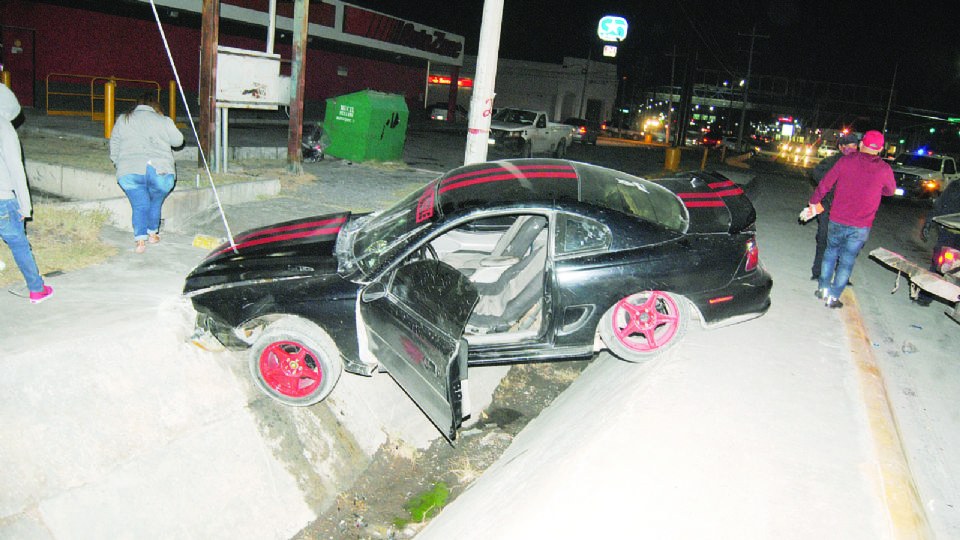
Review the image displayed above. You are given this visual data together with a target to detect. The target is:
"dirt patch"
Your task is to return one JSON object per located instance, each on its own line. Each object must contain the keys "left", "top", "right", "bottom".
{"left": 292, "top": 359, "right": 592, "bottom": 539}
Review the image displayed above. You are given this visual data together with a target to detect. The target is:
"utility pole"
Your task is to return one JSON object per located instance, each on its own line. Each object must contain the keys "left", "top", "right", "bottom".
{"left": 882, "top": 62, "right": 898, "bottom": 135}
{"left": 737, "top": 25, "right": 767, "bottom": 150}
{"left": 578, "top": 48, "right": 592, "bottom": 120}
{"left": 665, "top": 45, "right": 680, "bottom": 146}
{"left": 198, "top": 0, "right": 219, "bottom": 168}
{"left": 464, "top": 0, "right": 504, "bottom": 165}
{"left": 285, "top": 0, "right": 309, "bottom": 174}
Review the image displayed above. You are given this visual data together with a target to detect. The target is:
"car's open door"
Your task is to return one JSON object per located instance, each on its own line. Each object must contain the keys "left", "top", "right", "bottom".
{"left": 359, "top": 258, "right": 479, "bottom": 441}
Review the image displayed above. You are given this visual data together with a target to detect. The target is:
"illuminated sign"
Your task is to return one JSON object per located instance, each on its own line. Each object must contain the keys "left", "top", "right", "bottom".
{"left": 603, "top": 45, "right": 618, "bottom": 57}
{"left": 427, "top": 75, "right": 474, "bottom": 88}
{"left": 597, "top": 16, "right": 628, "bottom": 42}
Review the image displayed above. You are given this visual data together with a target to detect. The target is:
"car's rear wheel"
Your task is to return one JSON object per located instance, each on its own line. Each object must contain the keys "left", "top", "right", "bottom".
{"left": 599, "top": 291, "right": 689, "bottom": 361}
{"left": 249, "top": 317, "right": 342, "bottom": 406}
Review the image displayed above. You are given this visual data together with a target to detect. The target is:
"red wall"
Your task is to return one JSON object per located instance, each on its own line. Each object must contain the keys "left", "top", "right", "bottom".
{"left": 2, "top": 0, "right": 427, "bottom": 111}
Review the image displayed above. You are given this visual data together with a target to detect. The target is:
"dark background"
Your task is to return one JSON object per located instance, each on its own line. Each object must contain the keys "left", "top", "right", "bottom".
{"left": 349, "top": 0, "right": 960, "bottom": 115}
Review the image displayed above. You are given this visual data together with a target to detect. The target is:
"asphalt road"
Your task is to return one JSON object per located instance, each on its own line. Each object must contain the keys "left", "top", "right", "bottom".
{"left": 854, "top": 198, "right": 960, "bottom": 538}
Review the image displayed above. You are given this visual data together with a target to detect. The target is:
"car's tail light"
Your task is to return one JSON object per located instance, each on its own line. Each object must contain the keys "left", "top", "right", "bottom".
{"left": 578, "top": 126, "right": 587, "bottom": 134}
{"left": 744, "top": 238, "right": 759, "bottom": 271}
{"left": 937, "top": 247, "right": 959, "bottom": 274}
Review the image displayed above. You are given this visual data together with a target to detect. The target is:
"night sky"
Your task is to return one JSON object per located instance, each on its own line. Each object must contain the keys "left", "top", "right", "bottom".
{"left": 348, "top": 0, "right": 960, "bottom": 115}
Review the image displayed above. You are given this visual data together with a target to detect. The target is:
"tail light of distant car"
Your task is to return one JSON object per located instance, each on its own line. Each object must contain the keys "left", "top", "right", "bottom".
{"left": 578, "top": 126, "right": 587, "bottom": 135}
{"left": 937, "top": 247, "right": 959, "bottom": 274}
{"left": 744, "top": 238, "right": 759, "bottom": 272}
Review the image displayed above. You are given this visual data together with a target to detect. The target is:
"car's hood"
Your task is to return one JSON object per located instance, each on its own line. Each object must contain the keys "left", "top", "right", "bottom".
{"left": 490, "top": 120, "right": 526, "bottom": 132}
{"left": 183, "top": 212, "right": 351, "bottom": 296}
{"left": 892, "top": 165, "right": 938, "bottom": 178}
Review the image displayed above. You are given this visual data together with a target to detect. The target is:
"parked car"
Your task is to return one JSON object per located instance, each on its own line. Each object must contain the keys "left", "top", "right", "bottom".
{"left": 488, "top": 108, "right": 573, "bottom": 157}
{"left": 562, "top": 117, "right": 600, "bottom": 145}
{"left": 889, "top": 152, "right": 960, "bottom": 201}
{"left": 183, "top": 160, "right": 773, "bottom": 440}
{"left": 698, "top": 131, "right": 723, "bottom": 148}
{"left": 428, "top": 102, "right": 467, "bottom": 123}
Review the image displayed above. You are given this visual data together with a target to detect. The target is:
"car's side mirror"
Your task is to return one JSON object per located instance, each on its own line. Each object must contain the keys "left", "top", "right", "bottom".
{"left": 361, "top": 282, "right": 387, "bottom": 303}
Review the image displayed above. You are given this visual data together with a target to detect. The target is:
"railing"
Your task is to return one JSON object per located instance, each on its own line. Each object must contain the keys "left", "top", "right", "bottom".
{"left": 45, "top": 73, "right": 160, "bottom": 120}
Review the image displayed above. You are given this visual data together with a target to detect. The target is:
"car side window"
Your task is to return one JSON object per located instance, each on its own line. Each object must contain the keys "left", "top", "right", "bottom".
{"left": 537, "top": 116, "right": 546, "bottom": 128}
{"left": 945, "top": 160, "right": 956, "bottom": 175}
{"left": 556, "top": 214, "right": 610, "bottom": 255}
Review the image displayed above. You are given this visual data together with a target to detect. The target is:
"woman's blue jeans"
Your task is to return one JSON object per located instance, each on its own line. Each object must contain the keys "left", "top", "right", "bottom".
{"left": 0, "top": 198, "right": 44, "bottom": 292}
{"left": 118, "top": 165, "right": 175, "bottom": 240}
{"left": 819, "top": 221, "right": 870, "bottom": 298}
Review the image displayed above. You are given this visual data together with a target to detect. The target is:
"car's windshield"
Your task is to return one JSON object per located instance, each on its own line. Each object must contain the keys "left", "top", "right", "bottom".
{"left": 493, "top": 108, "right": 537, "bottom": 125}
{"left": 351, "top": 181, "right": 437, "bottom": 275}
{"left": 894, "top": 154, "right": 942, "bottom": 172}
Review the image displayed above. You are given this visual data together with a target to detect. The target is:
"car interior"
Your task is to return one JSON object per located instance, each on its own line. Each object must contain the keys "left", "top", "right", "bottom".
{"left": 430, "top": 214, "right": 549, "bottom": 345}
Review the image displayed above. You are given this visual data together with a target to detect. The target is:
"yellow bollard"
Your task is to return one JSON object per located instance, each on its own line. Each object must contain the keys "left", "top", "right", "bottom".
{"left": 168, "top": 80, "right": 177, "bottom": 122}
{"left": 701, "top": 148, "right": 709, "bottom": 170}
{"left": 664, "top": 147, "right": 681, "bottom": 171}
{"left": 104, "top": 80, "right": 116, "bottom": 139}
{"left": 1, "top": 71, "right": 10, "bottom": 89}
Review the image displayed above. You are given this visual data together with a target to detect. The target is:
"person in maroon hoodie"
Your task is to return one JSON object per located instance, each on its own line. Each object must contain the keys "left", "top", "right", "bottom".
{"left": 805, "top": 130, "right": 895, "bottom": 308}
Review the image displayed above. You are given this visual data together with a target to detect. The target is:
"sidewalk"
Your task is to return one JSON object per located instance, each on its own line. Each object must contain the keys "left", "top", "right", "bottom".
{"left": 1, "top": 112, "right": 928, "bottom": 539}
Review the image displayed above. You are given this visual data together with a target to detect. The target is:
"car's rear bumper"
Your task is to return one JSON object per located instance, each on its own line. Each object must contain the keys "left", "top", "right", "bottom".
{"left": 690, "top": 266, "right": 773, "bottom": 327}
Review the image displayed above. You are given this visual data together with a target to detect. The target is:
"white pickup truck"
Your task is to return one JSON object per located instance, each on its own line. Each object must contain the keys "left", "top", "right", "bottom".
{"left": 487, "top": 108, "right": 574, "bottom": 158}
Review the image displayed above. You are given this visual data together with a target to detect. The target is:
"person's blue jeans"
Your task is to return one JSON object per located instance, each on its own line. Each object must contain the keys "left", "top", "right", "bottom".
{"left": 118, "top": 165, "right": 175, "bottom": 240}
{"left": 819, "top": 221, "right": 870, "bottom": 298}
{"left": 0, "top": 198, "right": 44, "bottom": 292}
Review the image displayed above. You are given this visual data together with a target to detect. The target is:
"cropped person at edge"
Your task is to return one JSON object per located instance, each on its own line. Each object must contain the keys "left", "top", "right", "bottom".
{"left": 109, "top": 93, "right": 184, "bottom": 253}
{"left": 0, "top": 84, "right": 53, "bottom": 304}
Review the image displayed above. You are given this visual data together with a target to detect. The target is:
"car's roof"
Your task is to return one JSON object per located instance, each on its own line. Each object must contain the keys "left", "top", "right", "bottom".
{"left": 422, "top": 160, "right": 755, "bottom": 235}
{"left": 433, "top": 160, "right": 635, "bottom": 215}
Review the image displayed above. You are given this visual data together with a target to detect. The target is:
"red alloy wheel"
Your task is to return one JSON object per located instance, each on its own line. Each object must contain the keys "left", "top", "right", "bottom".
{"left": 258, "top": 340, "right": 323, "bottom": 398}
{"left": 610, "top": 291, "right": 681, "bottom": 352}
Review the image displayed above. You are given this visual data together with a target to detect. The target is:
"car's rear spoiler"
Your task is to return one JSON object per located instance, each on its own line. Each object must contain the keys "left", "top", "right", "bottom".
{"left": 655, "top": 171, "right": 759, "bottom": 234}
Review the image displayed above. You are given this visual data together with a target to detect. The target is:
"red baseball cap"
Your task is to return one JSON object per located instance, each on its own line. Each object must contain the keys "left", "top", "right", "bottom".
{"left": 862, "top": 130, "right": 884, "bottom": 151}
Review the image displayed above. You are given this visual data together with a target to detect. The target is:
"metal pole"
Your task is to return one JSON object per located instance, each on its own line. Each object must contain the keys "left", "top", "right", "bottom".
{"left": 424, "top": 60, "right": 431, "bottom": 108}
{"left": 464, "top": 0, "right": 504, "bottom": 166}
{"left": 266, "top": 0, "right": 277, "bottom": 54}
{"left": 104, "top": 80, "right": 115, "bottom": 139}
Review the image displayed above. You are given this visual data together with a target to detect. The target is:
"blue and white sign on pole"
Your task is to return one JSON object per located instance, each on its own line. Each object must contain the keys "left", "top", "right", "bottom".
{"left": 597, "top": 16, "right": 628, "bottom": 42}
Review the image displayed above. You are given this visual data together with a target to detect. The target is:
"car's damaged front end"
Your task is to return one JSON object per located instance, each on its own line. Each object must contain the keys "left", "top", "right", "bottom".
{"left": 182, "top": 212, "right": 372, "bottom": 374}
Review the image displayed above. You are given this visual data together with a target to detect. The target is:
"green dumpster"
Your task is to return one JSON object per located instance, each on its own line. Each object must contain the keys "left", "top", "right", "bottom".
{"left": 323, "top": 90, "right": 409, "bottom": 162}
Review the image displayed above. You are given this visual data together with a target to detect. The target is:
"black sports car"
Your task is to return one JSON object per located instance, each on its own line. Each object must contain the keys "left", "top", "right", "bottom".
{"left": 183, "top": 159, "right": 772, "bottom": 440}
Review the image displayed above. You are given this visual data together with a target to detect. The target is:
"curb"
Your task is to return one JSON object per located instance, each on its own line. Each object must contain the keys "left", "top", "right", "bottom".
{"left": 841, "top": 289, "right": 932, "bottom": 539}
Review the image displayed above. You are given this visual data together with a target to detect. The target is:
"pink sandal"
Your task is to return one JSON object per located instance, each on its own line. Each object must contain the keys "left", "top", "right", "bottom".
{"left": 136, "top": 240, "right": 146, "bottom": 253}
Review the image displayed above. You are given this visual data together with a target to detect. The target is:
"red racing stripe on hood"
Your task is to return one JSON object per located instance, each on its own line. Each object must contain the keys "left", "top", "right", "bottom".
{"left": 211, "top": 216, "right": 347, "bottom": 257}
